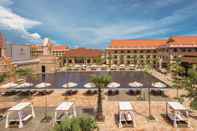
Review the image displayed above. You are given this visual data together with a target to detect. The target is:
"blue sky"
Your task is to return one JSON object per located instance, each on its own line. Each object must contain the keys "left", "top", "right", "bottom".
{"left": 0, "top": 0, "right": 197, "bottom": 48}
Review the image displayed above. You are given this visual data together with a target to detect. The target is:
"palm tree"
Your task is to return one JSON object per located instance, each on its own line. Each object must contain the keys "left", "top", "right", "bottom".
{"left": 107, "top": 55, "right": 112, "bottom": 68}
{"left": 90, "top": 75, "right": 112, "bottom": 121}
{"left": 170, "top": 59, "right": 185, "bottom": 99}
{"left": 184, "top": 66, "right": 197, "bottom": 106}
{"left": 144, "top": 64, "right": 154, "bottom": 119}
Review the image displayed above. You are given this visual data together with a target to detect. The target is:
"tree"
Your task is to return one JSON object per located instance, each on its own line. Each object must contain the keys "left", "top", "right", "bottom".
{"left": 16, "top": 68, "right": 33, "bottom": 80}
{"left": 0, "top": 74, "right": 6, "bottom": 83}
{"left": 170, "top": 59, "right": 185, "bottom": 99}
{"left": 107, "top": 55, "right": 112, "bottom": 68}
{"left": 53, "top": 115, "right": 97, "bottom": 131}
{"left": 184, "top": 66, "right": 197, "bottom": 109}
{"left": 90, "top": 75, "right": 112, "bottom": 121}
{"left": 144, "top": 65, "right": 154, "bottom": 119}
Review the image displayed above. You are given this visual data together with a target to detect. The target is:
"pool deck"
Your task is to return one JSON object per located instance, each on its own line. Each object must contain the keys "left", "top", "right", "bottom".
{"left": 0, "top": 90, "right": 196, "bottom": 131}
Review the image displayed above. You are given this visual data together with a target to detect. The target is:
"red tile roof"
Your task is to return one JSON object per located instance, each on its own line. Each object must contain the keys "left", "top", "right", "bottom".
{"left": 64, "top": 48, "right": 102, "bottom": 57}
{"left": 166, "top": 36, "right": 197, "bottom": 47}
{"left": 52, "top": 45, "right": 69, "bottom": 51}
{"left": 108, "top": 39, "right": 167, "bottom": 49}
{"left": 0, "top": 33, "right": 5, "bottom": 48}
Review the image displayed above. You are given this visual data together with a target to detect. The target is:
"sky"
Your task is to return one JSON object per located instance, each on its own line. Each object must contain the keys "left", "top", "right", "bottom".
{"left": 0, "top": 0, "right": 197, "bottom": 49}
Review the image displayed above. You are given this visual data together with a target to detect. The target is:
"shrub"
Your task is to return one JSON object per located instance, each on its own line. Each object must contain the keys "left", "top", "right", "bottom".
{"left": 191, "top": 98, "right": 197, "bottom": 110}
{"left": 0, "top": 74, "right": 6, "bottom": 83}
{"left": 53, "top": 115, "right": 97, "bottom": 131}
{"left": 78, "top": 115, "right": 97, "bottom": 131}
{"left": 54, "top": 117, "right": 72, "bottom": 131}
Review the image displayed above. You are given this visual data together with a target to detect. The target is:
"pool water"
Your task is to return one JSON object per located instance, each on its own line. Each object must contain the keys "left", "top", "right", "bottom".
{"left": 28, "top": 71, "right": 169, "bottom": 89}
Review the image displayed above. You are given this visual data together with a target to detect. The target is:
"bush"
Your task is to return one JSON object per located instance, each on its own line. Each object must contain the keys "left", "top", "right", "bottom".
{"left": 16, "top": 68, "right": 32, "bottom": 78}
{"left": 78, "top": 115, "right": 97, "bottom": 131}
{"left": 53, "top": 115, "right": 97, "bottom": 131}
{"left": 191, "top": 98, "right": 197, "bottom": 110}
{"left": 0, "top": 74, "right": 6, "bottom": 83}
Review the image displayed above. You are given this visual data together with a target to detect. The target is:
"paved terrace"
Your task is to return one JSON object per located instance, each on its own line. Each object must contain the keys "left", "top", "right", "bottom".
{"left": 0, "top": 90, "right": 196, "bottom": 131}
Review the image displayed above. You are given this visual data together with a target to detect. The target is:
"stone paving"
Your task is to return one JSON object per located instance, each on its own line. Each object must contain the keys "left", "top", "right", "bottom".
{"left": 0, "top": 91, "right": 196, "bottom": 131}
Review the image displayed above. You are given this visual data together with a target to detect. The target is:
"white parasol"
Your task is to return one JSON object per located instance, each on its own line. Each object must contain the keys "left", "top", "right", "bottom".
{"left": 128, "top": 81, "right": 143, "bottom": 88}
{"left": 35, "top": 82, "right": 51, "bottom": 88}
{"left": 107, "top": 82, "right": 120, "bottom": 88}
{"left": 84, "top": 82, "right": 96, "bottom": 88}
{"left": 62, "top": 82, "right": 78, "bottom": 88}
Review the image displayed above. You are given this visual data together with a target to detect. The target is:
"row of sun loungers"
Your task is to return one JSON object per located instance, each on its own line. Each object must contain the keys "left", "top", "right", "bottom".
{"left": 0, "top": 90, "right": 54, "bottom": 96}
{"left": 108, "top": 90, "right": 119, "bottom": 96}
{"left": 3, "top": 101, "right": 191, "bottom": 129}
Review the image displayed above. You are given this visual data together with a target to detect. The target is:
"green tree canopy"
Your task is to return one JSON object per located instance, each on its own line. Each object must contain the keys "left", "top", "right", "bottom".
{"left": 53, "top": 115, "right": 97, "bottom": 131}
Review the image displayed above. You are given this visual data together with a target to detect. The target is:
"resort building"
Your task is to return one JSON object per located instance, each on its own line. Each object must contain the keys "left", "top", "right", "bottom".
{"left": 0, "top": 33, "right": 5, "bottom": 58}
{"left": 106, "top": 39, "right": 166, "bottom": 68}
{"left": 31, "top": 38, "right": 69, "bottom": 58}
{"left": 0, "top": 33, "right": 13, "bottom": 74}
{"left": 159, "top": 36, "right": 197, "bottom": 68}
{"left": 5, "top": 44, "right": 32, "bottom": 61}
{"left": 106, "top": 36, "right": 197, "bottom": 69}
{"left": 64, "top": 48, "right": 103, "bottom": 65}
{"left": 51, "top": 45, "right": 69, "bottom": 57}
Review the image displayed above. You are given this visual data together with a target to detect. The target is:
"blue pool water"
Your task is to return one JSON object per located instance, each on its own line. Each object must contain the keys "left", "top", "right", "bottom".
{"left": 28, "top": 71, "right": 169, "bottom": 89}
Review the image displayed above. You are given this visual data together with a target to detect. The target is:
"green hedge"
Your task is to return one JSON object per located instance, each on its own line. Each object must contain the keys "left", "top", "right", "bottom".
{"left": 191, "top": 98, "right": 197, "bottom": 110}
{"left": 0, "top": 74, "right": 6, "bottom": 83}
{"left": 53, "top": 115, "right": 97, "bottom": 131}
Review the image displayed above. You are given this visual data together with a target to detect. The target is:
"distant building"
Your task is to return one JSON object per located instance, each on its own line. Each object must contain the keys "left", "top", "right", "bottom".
{"left": 0, "top": 33, "right": 5, "bottom": 57}
{"left": 0, "top": 33, "right": 14, "bottom": 75}
{"left": 52, "top": 45, "right": 69, "bottom": 57}
{"left": 64, "top": 48, "right": 103, "bottom": 65}
{"left": 106, "top": 36, "right": 197, "bottom": 69}
{"left": 159, "top": 36, "right": 197, "bottom": 68}
{"left": 5, "top": 44, "right": 31, "bottom": 61}
{"left": 31, "top": 38, "right": 69, "bottom": 58}
{"left": 106, "top": 39, "right": 166, "bottom": 68}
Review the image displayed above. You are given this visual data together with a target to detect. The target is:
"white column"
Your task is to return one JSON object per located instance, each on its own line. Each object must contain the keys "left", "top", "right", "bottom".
{"left": 73, "top": 105, "right": 77, "bottom": 117}
{"left": 119, "top": 111, "right": 122, "bottom": 128}
{"left": 173, "top": 111, "right": 177, "bottom": 128}
{"left": 54, "top": 111, "right": 57, "bottom": 126}
{"left": 5, "top": 112, "right": 9, "bottom": 128}
{"left": 31, "top": 104, "right": 35, "bottom": 118}
{"left": 18, "top": 111, "right": 23, "bottom": 128}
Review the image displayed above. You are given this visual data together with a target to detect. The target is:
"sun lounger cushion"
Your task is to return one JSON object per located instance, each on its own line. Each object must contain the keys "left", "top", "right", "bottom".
{"left": 120, "top": 113, "right": 126, "bottom": 122}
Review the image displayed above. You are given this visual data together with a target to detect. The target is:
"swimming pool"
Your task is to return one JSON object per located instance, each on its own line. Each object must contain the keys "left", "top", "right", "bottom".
{"left": 28, "top": 71, "right": 169, "bottom": 89}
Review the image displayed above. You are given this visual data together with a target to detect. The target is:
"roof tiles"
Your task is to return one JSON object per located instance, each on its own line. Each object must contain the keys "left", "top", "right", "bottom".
{"left": 64, "top": 48, "right": 102, "bottom": 57}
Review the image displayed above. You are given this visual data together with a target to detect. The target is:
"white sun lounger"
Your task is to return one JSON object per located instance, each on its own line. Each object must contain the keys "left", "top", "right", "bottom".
{"left": 118, "top": 101, "right": 136, "bottom": 128}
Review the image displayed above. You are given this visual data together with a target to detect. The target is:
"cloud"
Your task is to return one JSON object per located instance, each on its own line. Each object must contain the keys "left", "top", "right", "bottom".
{"left": 21, "top": 32, "right": 41, "bottom": 41}
{"left": 0, "top": 0, "right": 42, "bottom": 42}
{"left": 60, "top": 1, "right": 197, "bottom": 48}
{"left": 0, "top": 0, "right": 13, "bottom": 6}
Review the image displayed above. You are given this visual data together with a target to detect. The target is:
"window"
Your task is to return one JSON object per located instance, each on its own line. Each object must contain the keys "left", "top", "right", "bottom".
{"left": 121, "top": 50, "right": 124, "bottom": 53}
{"left": 114, "top": 51, "right": 118, "bottom": 54}
{"left": 173, "top": 48, "right": 177, "bottom": 52}
{"left": 87, "top": 59, "right": 91, "bottom": 63}
{"left": 127, "top": 50, "right": 131, "bottom": 53}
